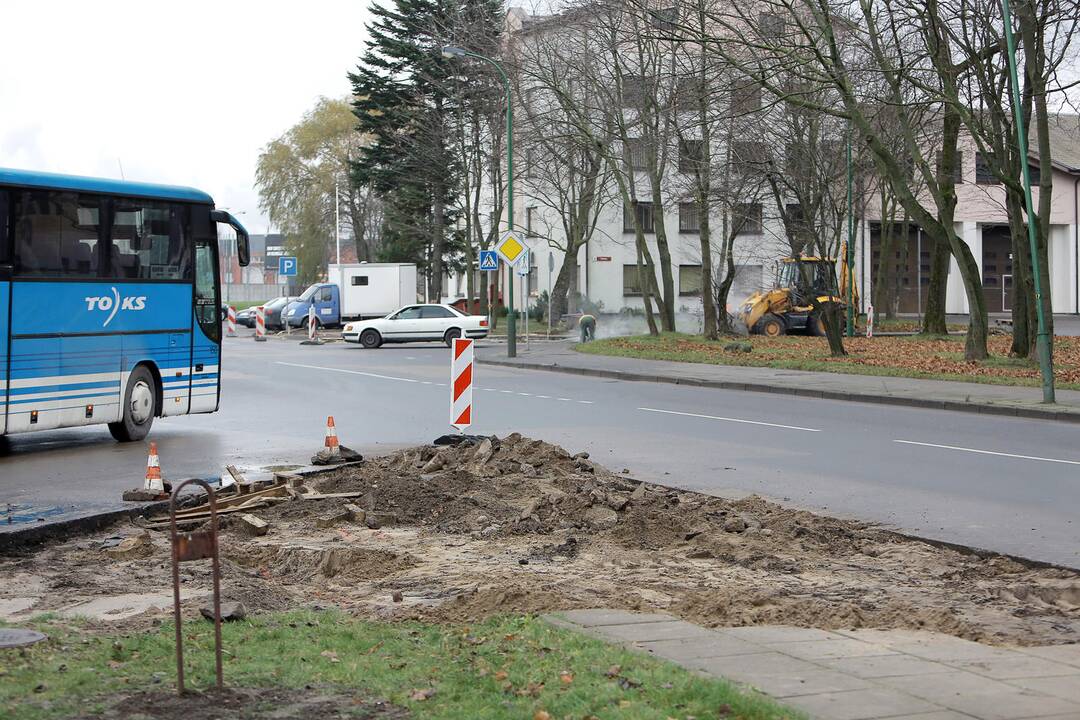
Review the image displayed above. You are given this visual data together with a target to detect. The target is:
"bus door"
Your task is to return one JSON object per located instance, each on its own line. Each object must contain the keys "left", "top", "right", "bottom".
{"left": 0, "top": 189, "right": 8, "bottom": 434}
{"left": 189, "top": 211, "right": 221, "bottom": 414}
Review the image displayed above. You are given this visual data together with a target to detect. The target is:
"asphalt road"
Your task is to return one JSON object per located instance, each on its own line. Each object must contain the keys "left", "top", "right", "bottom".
{"left": 2, "top": 333, "right": 1078, "bottom": 568}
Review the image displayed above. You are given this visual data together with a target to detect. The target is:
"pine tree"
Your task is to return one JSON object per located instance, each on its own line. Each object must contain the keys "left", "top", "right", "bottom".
{"left": 350, "top": 0, "right": 463, "bottom": 301}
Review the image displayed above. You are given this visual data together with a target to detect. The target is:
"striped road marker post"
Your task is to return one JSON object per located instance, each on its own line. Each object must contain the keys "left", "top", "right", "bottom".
{"left": 308, "top": 306, "right": 317, "bottom": 342}
{"left": 450, "top": 337, "right": 473, "bottom": 432}
{"left": 226, "top": 306, "right": 237, "bottom": 337}
{"left": 254, "top": 306, "right": 267, "bottom": 342}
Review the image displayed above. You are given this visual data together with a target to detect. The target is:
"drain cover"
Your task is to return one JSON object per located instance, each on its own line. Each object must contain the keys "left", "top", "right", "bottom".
{"left": 0, "top": 628, "right": 47, "bottom": 648}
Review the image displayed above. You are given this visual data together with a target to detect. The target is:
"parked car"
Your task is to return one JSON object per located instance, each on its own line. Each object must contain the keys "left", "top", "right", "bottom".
{"left": 264, "top": 296, "right": 298, "bottom": 331}
{"left": 342, "top": 303, "right": 489, "bottom": 348}
{"left": 235, "top": 306, "right": 257, "bottom": 328}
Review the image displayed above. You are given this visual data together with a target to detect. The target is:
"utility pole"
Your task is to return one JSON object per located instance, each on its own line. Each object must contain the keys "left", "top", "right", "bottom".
{"left": 1002, "top": 0, "right": 1055, "bottom": 403}
{"left": 846, "top": 124, "right": 855, "bottom": 337}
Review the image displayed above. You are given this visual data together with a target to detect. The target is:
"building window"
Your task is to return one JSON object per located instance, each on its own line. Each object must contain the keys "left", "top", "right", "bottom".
{"left": 649, "top": 6, "right": 678, "bottom": 31}
{"left": 733, "top": 202, "right": 763, "bottom": 235}
{"left": 1027, "top": 163, "right": 1041, "bottom": 185}
{"left": 624, "top": 137, "right": 648, "bottom": 170}
{"left": 679, "top": 264, "right": 702, "bottom": 295}
{"left": 675, "top": 77, "right": 701, "bottom": 110}
{"left": 679, "top": 202, "right": 700, "bottom": 233}
{"left": 526, "top": 206, "right": 538, "bottom": 237}
{"left": 678, "top": 139, "right": 704, "bottom": 174}
{"left": 528, "top": 261, "right": 538, "bottom": 293}
{"left": 975, "top": 152, "right": 1000, "bottom": 185}
{"left": 936, "top": 150, "right": 964, "bottom": 184}
{"left": 730, "top": 79, "right": 762, "bottom": 115}
{"left": 731, "top": 141, "right": 768, "bottom": 173}
{"left": 623, "top": 201, "right": 656, "bottom": 233}
{"left": 623, "top": 264, "right": 644, "bottom": 295}
{"left": 351, "top": 275, "right": 369, "bottom": 286}
{"left": 759, "top": 12, "right": 785, "bottom": 38}
{"left": 621, "top": 75, "right": 649, "bottom": 109}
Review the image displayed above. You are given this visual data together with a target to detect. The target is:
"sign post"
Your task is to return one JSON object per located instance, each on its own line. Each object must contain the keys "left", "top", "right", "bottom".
{"left": 278, "top": 256, "right": 298, "bottom": 278}
{"left": 450, "top": 337, "right": 474, "bottom": 432}
{"left": 495, "top": 232, "right": 527, "bottom": 357}
{"left": 516, "top": 249, "right": 530, "bottom": 350}
{"left": 547, "top": 252, "right": 554, "bottom": 338}
{"left": 479, "top": 250, "right": 497, "bottom": 335}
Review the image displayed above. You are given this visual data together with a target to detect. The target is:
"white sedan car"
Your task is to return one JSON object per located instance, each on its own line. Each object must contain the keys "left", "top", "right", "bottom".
{"left": 343, "top": 304, "right": 489, "bottom": 348}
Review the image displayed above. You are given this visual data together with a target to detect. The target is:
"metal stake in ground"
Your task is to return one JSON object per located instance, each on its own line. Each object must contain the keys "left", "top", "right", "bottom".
{"left": 170, "top": 478, "right": 224, "bottom": 694}
{"left": 450, "top": 337, "right": 473, "bottom": 432}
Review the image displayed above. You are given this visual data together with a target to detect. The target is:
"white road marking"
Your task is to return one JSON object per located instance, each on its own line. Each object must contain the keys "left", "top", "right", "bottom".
{"left": 277, "top": 362, "right": 594, "bottom": 404}
{"left": 894, "top": 440, "right": 1080, "bottom": 466}
{"left": 275, "top": 361, "right": 419, "bottom": 383}
{"left": 638, "top": 406, "right": 821, "bottom": 432}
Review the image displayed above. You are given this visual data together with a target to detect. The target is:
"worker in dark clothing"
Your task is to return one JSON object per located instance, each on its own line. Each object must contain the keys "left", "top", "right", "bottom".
{"left": 579, "top": 313, "right": 596, "bottom": 343}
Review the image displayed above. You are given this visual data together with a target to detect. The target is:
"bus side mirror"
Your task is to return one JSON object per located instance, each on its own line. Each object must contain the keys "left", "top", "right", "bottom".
{"left": 210, "top": 209, "right": 251, "bottom": 267}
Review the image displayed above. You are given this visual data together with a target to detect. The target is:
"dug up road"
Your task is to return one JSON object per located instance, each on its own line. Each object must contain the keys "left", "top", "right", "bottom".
{"left": 2, "top": 435, "right": 1078, "bottom": 648}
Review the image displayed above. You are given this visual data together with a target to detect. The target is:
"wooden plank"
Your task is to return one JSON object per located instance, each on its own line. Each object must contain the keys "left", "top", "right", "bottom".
{"left": 145, "top": 502, "right": 270, "bottom": 527}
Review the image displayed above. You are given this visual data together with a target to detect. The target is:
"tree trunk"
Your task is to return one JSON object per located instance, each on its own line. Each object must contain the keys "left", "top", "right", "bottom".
{"left": 922, "top": 235, "right": 950, "bottom": 334}
{"left": 430, "top": 190, "right": 445, "bottom": 303}
{"left": 550, "top": 243, "right": 579, "bottom": 320}
{"left": 873, "top": 190, "right": 895, "bottom": 324}
{"left": 715, "top": 248, "right": 738, "bottom": 334}
{"left": 699, "top": 206, "right": 717, "bottom": 340}
{"left": 636, "top": 241, "right": 659, "bottom": 335}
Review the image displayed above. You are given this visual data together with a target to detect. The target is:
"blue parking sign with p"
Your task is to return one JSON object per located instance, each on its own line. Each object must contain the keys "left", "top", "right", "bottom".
{"left": 479, "top": 250, "right": 498, "bottom": 272}
{"left": 279, "top": 256, "right": 298, "bottom": 277}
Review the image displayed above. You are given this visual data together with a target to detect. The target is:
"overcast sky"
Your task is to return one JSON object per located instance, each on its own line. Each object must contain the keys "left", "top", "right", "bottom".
{"left": 0, "top": 0, "right": 373, "bottom": 234}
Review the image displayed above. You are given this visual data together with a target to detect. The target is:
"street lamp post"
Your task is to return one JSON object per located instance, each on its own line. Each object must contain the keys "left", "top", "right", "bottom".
{"left": 442, "top": 44, "right": 516, "bottom": 357}
{"left": 1001, "top": 0, "right": 1055, "bottom": 403}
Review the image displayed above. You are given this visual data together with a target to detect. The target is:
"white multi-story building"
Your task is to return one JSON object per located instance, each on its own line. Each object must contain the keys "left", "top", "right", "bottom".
{"left": 452, "top": 9, "right": 1080, "bottom": 322}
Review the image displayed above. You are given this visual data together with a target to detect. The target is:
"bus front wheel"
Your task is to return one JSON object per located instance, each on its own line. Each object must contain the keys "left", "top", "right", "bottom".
{"left": 109, "top": 365, "right": 157, "bottom": 442}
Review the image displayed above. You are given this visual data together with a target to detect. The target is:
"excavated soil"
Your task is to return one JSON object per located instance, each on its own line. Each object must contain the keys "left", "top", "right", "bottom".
{"left": 2, "top": 434, "right": 1079, "bottom": 646}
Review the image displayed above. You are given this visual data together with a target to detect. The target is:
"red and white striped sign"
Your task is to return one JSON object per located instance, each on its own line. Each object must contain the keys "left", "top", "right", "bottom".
{"left": 450, "top": 337, "right": 473, "bottom": 431}
{"left": 308, "top": 306, "right": 318, "bottom": 341}
{"left": 254, "top": 305, "right": 266, "bottom": 341}
{"left": 226, "top": 306, "right": 237, "bottom": 337}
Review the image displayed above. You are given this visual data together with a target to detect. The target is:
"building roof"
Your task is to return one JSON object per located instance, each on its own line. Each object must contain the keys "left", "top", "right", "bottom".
{"left": 1042, "top": 114, "right": 1080, "bottom": 172}
{"left": 0, "top": 167, "right": 213, "bottom": 204}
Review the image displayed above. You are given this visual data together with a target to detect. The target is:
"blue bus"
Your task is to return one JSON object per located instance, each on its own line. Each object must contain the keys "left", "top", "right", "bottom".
{"left": 0, "top": 168, "right": 249, "bottom": 441}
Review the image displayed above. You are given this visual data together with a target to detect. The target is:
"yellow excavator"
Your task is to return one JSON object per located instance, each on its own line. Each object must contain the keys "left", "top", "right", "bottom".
{"left": 735, "top": 250, "right": 858, "bottom": 337}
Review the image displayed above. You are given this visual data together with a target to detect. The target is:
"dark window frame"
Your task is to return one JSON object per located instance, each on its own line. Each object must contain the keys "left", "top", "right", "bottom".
{"left": 975, "top": 152, "right": 1001, "bottom": 185}
{"left": 678, "top": 202, "right": 700, "bottom": 233}
{"left": 679, "top": 264, "right": 703, "bottom": 296}
{"left": 733, "top": 202, "right": 763, "bottom": 235}
{"left": 623, "top": 201, "right": 656, "bottom": 234}
{"left": 678, "top": 139, "right": 704, "bottom": 174}
{"left": 622, "top": 264, "right": 644, "bottom": 296}
{"left": 351, "top": 275, "right": 369, "bottom": 286}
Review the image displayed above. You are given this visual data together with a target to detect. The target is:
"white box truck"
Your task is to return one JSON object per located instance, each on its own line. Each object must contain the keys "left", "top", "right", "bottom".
{"left": 283, "top": 263, "right": 418, "bottom": 328}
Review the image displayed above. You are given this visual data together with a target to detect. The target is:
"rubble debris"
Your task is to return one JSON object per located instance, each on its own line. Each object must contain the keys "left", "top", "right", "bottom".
{"left": 316, "top": 509, "right": 351, "bottom": 529}
{"left": 105, "top": 532, "right": 152, "bottom": 560}
{"left": 311, "top": 445, "right": 362, "bottom": 466}
{"left": 236, "top": 514, "right": 269, "bottom": 537}
{"left": 5, "top": 433, "right": 1080, "bottom": 647}
{"left": 344, "top": 504, "right": 366, "bottom": 525}
{"left": 391, "top": 591, "right": 403, "bottom": 603}
{"left": 201, "top": 601, "right": 246, "bottom": 622}
{"left": 122, "top": 488, "right": 168, "bottom": 502}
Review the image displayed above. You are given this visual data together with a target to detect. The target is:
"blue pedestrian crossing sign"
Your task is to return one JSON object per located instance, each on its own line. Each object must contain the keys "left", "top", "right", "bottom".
{"left": 479, "top": 250, "right": 499, "bottom": 272}
{"left": 279, "top": 256, "right": 298, "bottom": 277}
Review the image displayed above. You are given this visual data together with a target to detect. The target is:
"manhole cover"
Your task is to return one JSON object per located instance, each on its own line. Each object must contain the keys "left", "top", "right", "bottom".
{"left": 0, "top": 628, "right": 47, "bottom": 648}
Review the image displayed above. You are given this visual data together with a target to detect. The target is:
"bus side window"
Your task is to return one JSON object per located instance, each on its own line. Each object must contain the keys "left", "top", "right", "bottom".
{"left": 12, "top": 191, "right": 102, "bottom": 277}
{"left": 108, "top": 199, "right": 191, "bottom": 280}
{"left": 0, "top": 190, "right": 8, "bottom": 265}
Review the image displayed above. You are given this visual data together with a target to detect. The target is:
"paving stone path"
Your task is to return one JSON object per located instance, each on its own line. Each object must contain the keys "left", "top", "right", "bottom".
{"left": 545, "top": 610, "right": 1080, "bottom": 720}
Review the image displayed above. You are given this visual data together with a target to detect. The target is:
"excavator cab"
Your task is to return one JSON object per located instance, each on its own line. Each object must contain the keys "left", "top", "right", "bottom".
{"left": 735, "top": 252, "right": 857, "bottom": 336}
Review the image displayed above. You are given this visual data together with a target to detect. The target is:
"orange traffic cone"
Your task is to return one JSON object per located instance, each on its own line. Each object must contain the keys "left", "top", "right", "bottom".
{"left": 324, "top": 416, "right": 340, "bottom": 458}
{"left": 144, "top": 442, "right": 165, "bottom": 494}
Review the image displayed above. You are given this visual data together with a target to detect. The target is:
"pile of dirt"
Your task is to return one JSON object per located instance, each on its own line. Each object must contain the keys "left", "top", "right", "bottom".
{"left": 2, "top": 434, "right": 1078, "bottom": 647}
{"left": 70, "top": 686, "right": 408, "bottom": 720}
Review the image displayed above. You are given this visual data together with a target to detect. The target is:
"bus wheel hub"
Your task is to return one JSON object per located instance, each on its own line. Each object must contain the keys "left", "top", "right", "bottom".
{"left": 130, "top": 382, "right": 153, "bottom": 424}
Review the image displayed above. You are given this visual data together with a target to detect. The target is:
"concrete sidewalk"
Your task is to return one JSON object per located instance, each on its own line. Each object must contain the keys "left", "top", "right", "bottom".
{"left": 478, "top": 343, "right": 1080, "bottom": 423}
{"left": 546, "top": 610, "right": 1080, "bottom": 719}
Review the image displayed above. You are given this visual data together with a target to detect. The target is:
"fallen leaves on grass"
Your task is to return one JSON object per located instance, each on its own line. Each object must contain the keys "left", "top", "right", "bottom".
{"left": 589, "top": 334, "right": 1080, "bottom": 386}
{"left": 408, "top": 687, "right": 437, "bottom": 701}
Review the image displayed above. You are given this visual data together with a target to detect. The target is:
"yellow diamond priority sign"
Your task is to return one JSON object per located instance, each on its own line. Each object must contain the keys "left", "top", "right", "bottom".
{"left": 495, "top": 231, "right": 527, "bottom": 266}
